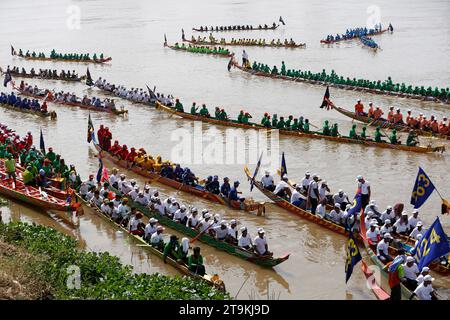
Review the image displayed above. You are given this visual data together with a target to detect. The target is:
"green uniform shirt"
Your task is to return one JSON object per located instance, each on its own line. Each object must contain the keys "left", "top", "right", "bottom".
{"left": 4, "top": 159, "right": 16, "bottom": 173}
{"left": 188, "top": 254, "right": 204, "bottom": 269}
{"left": 22, "top": 169, "right": 34, "bottom": 185}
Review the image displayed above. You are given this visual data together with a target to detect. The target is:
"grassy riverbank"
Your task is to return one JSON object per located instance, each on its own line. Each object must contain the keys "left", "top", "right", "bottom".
{"left": 0, "top": 221, "right": 230, "bottom": 300}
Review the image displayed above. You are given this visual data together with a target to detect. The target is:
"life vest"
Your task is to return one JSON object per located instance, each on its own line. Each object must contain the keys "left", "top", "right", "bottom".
{"left": 354, "top": 103, "right": 364, "bottom": 113}
{"left": 393, "top": 113, "right": 403, "bottom": 124}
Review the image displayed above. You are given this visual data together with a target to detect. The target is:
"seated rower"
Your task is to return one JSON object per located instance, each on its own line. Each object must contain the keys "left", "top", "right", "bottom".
{"left": 190, "top": 102, "right": 198, "bottom": 115}
{"left": 212, "top": 220, "right": 229, "bottom": 241}
{"left": 163, "top": 235, "right": 181, "bottom": 262}
{"left": 274, "top": 174, "right": 291, "bottom": 200}
{"left": 374, "top": 127, "right": 385, "bottom": 143}
{"left": 410, "top": 275, "right": 437, "bottom": 300}
{"left": 331, "top": 123, "right": 339, "bottom": 137}
{"left": 376, "top": 233, "right": 393, "bottom": 262}
{"left": 253, "top": 228, "right": 272, "bottom": 257}
{"left": 174, "top": 99, "right": 184, "bottom": 112}
{"left": 403, "top": 256, "right": 420, "bottom": 291}
{"left": 393, "top": 108, "right": 403, "bottom": 125}
{"left": 186, "top": 207, "right": 200, "bottom": 229}
{"left": 179, "top": 238, "right": 190, "bottom": 262}
{"left": 322, "top": 120, "right": 331, "bottom": 136}
{"left": 406, "top": 130, "right": 419, "bottom": 146}
{"left": 188, "top": 246, "right": 205, "bottom": 276}
{"left": 220, "top": 177, "right": 231, "bottom": 197}
{"left": 290, "top": 185, "right": 304, "bottom": 208}
{"left": 366, "top": 221, "right": 381, "bottom": 246}
{"left": 332, "top": 189, "right": 350, "bottom": 210}
{"left": 149, "top": 226, "right": 164, "bottom": 250}
{"left": 199, "top": 104, "right": 210, "bottom": 117}
{"left": 129, "top": 212, "right": 145, "bottom": 236}
{"left": 326, "top": 203, "right": 343, "bottom": 224}
{"left": 389, "top": 129, "right": 399, "bottom": 144}
{"left": 261, "top": 170, "right": 275, "bottom": 191}
{"left": 393, "top": 211, "right": 410, "bottom": 235}
{"left": 354, "top": 99, "right": 364, "bottom": 116}
{"left": 144, "top": 218, "right": 158, "bottom": 242}
{"left": 348, "top": 124, "right": 358, "bottom": 139}
{"left": 238, "top": 227, "right": 253, "bottom": 250}
{"left": 226, "top": 219, "right": 238, "bottom": 244}
{"left": 229, "top": 181, "right": 244, "bottom": 202}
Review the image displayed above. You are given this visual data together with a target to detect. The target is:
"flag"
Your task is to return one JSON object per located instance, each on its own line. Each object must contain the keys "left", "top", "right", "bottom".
{"left": 347, "top": 193, "right": 362, "bottom": 216}
{"left": 146, "top": 85, "right": 158, "bottom": 101}
{"left": 182, "top": 28, "right": 185, "bottom": 40}
{"left": 164, "top": 34, "right": 168, "bottom": 46}
{"left": 387, "top": 255, "right": 406, "bottom": 273}
{"left": 410, "top": 217, "right": 450, "bottom": 270}
{"left": 345, "top": 231, "right": 362, "bottom": 283}
{"left": 250, "top": 152, "right": 263, "bottom": 191}
{"left": 410, "top": 167, "right": 435, "bottom": 209}
{"left": 96, "top": 157, "right": 104, "bottom": 183}
{"left": 87, "top": 113, "right": 96, "bottom": 143}
{"left": 11, "top": 45, "right": 16, "bottom": 56}
{"left": 442, "top": 199, "right": 450, "bottom": 215}
{"left": 39, "top": 129, "right": 45, "bottom": 154}
{"left": 280, "top": 152, "right": 287, "bottom": 178}
{"left": 86, "top": 68, "right": 93, "bottom": 86}
{"left": 279, "top": 16, "right": 286, "bottom": 25}
{"left": 319, "top": 86, "right": 333, "bottom": 109}
{"left": 3, "top": 71, "right": 12, "bottom": 88}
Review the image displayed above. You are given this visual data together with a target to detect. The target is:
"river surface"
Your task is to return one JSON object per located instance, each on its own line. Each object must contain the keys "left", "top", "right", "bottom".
{"left": 0, "top": 0, "right": 449, "bottom": 299}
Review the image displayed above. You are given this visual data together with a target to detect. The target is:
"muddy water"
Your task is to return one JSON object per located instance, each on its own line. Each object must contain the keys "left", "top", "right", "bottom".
{"left": 0, "top": 0, "right": 449, "bottom": 299}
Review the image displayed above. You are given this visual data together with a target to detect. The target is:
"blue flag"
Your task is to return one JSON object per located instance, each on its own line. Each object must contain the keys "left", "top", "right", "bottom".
{"left": 96, "top": 157, "right": 103, "bottom": 183}
{"left": 345, "top": 231, "right": 362, "bottom": 283}
{"left": 87, "top": 113, "right": 96, "bottom": 143}
{"left": 411, "top": 217, "right": 450, "bottom": 270}
{"left": 39, "top": 129, "right": 45, "bottom": 154}
{"left": 347, "top": 193, "right": 362, "bottom": 216}
{"left": 410, "top": 167, "right": 435, "bottom": 209}
{"left": 250, "top": 152, "right": 263, "bottom": 191}
{"left": 280, "top": 152, "right": 287, "bottom": 178}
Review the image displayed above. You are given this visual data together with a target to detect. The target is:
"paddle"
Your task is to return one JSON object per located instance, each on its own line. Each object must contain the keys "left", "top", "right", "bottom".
{"left": 190, "top": 222, "right": 213, "bottom": 244}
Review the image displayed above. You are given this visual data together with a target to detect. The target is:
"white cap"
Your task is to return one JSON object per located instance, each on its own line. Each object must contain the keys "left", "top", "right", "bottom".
{"left": 387, "top": 205, "right": 392, "bottom": 210}
{"left": 370, "top": 221, "right": 378, "bottom": 227}
{"left": 369, "top": 200, "right": 376, "bottom": 206}
{"left": 240, "top": 226, "right": 247, "bottom": 232}
{"left": 230, "top": 219, "right": 237, "bottom": 224}
{"left": 202, "top": 209, "right": 209, "bottom": 214}
{"left": 338, "top": 189, "right": 343, "bottom": 193}
{"left": 421, "top": 267, "right": 430, "bottom": 272}
{"left": 191, "top": 207, "right": 198, "bottom": 213}
{"left": 180, "top": 205, "right": 187, "bottom": 210}
{"left": 156, "top": 226, "right": 164, "bottom": 231}
{"left": 149, "top": 218, "right": 158, "bottom": 223}
{"left": 264, "top": 170, "right": 270, "bottom": 175}
{"left": 402, "top": 211, "right": 408, "bottom": 216}
{"left": 384, "top": 233, "right": 393, "bottom": 239}
{"left": 204, "top": 213, "right": 211, "bottom": 219}
{"left": 312, "top": 173, "right": 318, "bottom": 178}
{"left": 282, "top": 174, "right": 288, "bottom": 179}
{"left": 305, "top": 171, "right": 310, "bottom": 176}
{"left": 385, "top": 219, "right": 391, "bottom": 224}
{"left": 214, "top": 213, "right": 220, "bottom": 219}
{"left": 257, "top": 227, "right": 265, "bottom": 234}
{"left": 417, "top": 221, "right": 423, "bottom": 227}
{"left": 130, "top": 179, "right": 136, "bottom": 184}
{"left": 220, "top": 220, "right": 227, "bottom": 226}
{"left": 423, "top": 275, "right": 434, "bottom": 282}
{"left": 412, "top": 209, "right": 419, "bottom": 214}
{"left": 321, "top": 180, "right": 327, "bottom": 185}
{"left": 406, "top": 256, "right": 415, "bottom": 263}
{"left": 356, "top": 175, "right": 363, "bottom": 180}
{"left": 334, "top": 203, "right": 340, "bottom": 208}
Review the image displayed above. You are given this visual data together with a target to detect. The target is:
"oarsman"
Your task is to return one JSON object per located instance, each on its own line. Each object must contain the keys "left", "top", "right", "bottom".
{"left": 354, "top": 99, "right": 364, "bottom": 115}
{"left": 273, "top": 174, "right": 290, "bottom": 199}
{"left": 408, "top": 209, "right": 421, "bottom": 229}
{"left": 197, "top": 213, "right": 212, "bottom": 233}
{"left": 415, "top": 267, "right": 430, "bottom": 285}
{"left": 188, "top": 246, "right": 205, "bottom": 276}
{"left": 186, "top": 207, "right": 200, "bottom": 228}
{"left": 210, "top": 214, "right": 221, "bottom": 229}
{"left": 163, "top": 235, "right": 181, "bottom": 262}
{"left": 357, "top": 175, "right": 371, "bottom": 208}
{"left": 402, "top": 256, "right": 420, "bottom": 290}
{"left": 368, "top": 102, "right": 375, "bottom": 118}
{"left": 364, "top": 200, "right": 381, "bottom": 223}
{"left": 130, "top": 212, "right": 145, "bottom": 236}
{"left": 117, "top": 198, "right": 131, "bottom": 224}
{"left": 220, "top": 177, "right": 231, "bottom": 197}
{"left": 261, "top": 170, "right": 275, "bottom": 191}
{"left": 332, "top": 189, "right": 350, "bottom": 210}
{"left": 318, "top": 180, "right": 330, "bottom": 203}
{"left": 380, "top": 219, "right": 394, "bottom": 236}
{"left": 393, "top": 211, "right": 410, "bottom": 235}
{"left": 387, "top": 106, "right": 395, "bottom": 122}
{"left": 229, "top": 181, "right": 244, "bottom": 202}
{"left": 150, "top": 226, "right": 165, "bottom": 250}
{"left": 135, "top": 192, "right": 149, "bottom": 206}
{"left": 409, "top": 221, "right": 425, "bottom": 240}
{"left": 227, "top": 219, "right": 238, "bottom": 244}
{"left": 410, "top": 275, "right": 437, "bottom": 300}
{"left": 238, "top": 227, "right": 253, "bottom": 250}
{"left": 144, "top": 218, "right": 158, "bottom": 241}
{"left": 316, "top": 198, "right": 327, "bottom": 217}
{"left": 326, "top": 203, "right": 343, "bottom": 224}
{"left": 213, "top": 220, "right": 229, "bottom": 241}
{"left": 376, "top": 233, "right": 393, "bottom": 262}
{"left": 90, "top": 190, "right": 103, "bottom": 207}
{"left": 380, "top": 205, "right": 395, "bottom": 222}
{"left": 406, "top": 130, "right": 419, "bottom": 147}
{"left": 366, "top": 221, "right": 381, "bottom": 245}
{"left": 301, "top": 172, "right": 312, "bottom": 193}
{"left": 173, "top": 205, "right": 188, "bottom": 224}
{"left": 254, "top": 228, "right": 272, "bottom": 256}
{"left": 290, "top": 185, "right": 304, "bottom": 207}
{"left": 393, "top": 108, "right": 403, "bottom": 124}
{"left": 307, "top": 174, "right": 320, "bottom": 214}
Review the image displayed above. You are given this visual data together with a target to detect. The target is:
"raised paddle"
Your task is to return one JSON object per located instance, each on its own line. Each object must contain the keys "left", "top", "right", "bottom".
{"left": 189, "top": 222, "right": 213, "bottom": 244}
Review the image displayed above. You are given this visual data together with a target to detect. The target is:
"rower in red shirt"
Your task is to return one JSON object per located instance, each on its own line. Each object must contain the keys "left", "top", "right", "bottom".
{"left": 25, "top": 131, "right": 33, "bottom": 148}
{"left": 420, "top": 116, "right": 429, "bottom": 130}
{"left": 103, "top": 127, "right": 112, "bottom": 151}
{"left": 116, "top": 144, "right": 129, "bottom": 159}
{"left": 41, "top": 101, "right": 48, "bottom": 112}
{"left": 430, "top": 119, "right": 439, "bottom": 133}
{"left": 97, "top": 125, "right": 105, "bottom": 148}
{"left": 373, "top": 107, "right": 383, "bottom": 120}
{"left": 387, "top": 106, "right": 395, "bottom": 123}
{"left": 109, "top": 140, "right": 120, "bottom": 154}
{"left": 368, "top": 102, "right": 375, "bottom": 118}
{"left": 125, "top": 147, "right": 138, "bottom": 162}
{"left": 439, "top": 118, "right": 449, "bottom": 135}
{"left": 354, "top": 99, "right": 364, "bottom": 116}
{"left": 405, "top": 110, "right": 412, "bottom": 125}
{"left": 392, "top": 108, "right": 403, "bottom": 124}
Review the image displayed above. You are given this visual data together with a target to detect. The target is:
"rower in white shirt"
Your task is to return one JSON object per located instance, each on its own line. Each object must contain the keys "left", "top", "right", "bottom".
{"left": 403, "top": 256, "right": 420, "bottom": 290}
{"left": 274, "top": 175, "right": 291, "bottom": 199}
{"left": 227, "top": 219, "right": 238, "bottom": 243}
{"left": 290, "top": 185, "right": 304, "bottom": 207}
{"left": 409, "top": 221, "right": 425, "bottom": 240}
{"left": 332, "top": 189, "right": 349, "bottom": 210}
{"left": 380, "top": 205, "right": 395, "bottom": 222}
{"left": 380, "top": 219, "right": 393, "bottom": 236}
{"left": 364, "top": 200, "right": 381, "bottom": 221}
{"left": 253, "top": 228, "right": 272, "bottom": 256}
{"left": 366, "top": 221, "right": 381, "bottom": 245}
{"left": 100, "top": 199, "right": 112, "bottom": 215}
{"left": 376, "top": 233, "right": 393, "bottom": 262}
{"left": 90, "top": 191, "right": 103, "bottom": 207}
{"left": 197, "top": 213, "right": 212, "bottom": 233}
{"left": 415, "top": 267, "right": 430, "bottom": 285}
{"left": 135, "top": 192, "right": 149, "bottom": 206}
{"left": 261, "top": 170, "right": 275, "bottom": 191}
{"left": 152, "top": 197, "right": 165, "bottom": 215}
{"left": 301, "top": 172, "right": 311, "bottom": 193}
{"left": 210, "top": 214, "right": 221, "bottom": 229}
{"left": 238, "top": 227, "right": 253, "bottom": 250}
{"left": 393, "top": 212, "right": 410, "bottom": 235}
{"left": 150, "top": 226, "right": 165, "bottom": 250}
{"left": 173, "top": 205, "right": 188, "bottom": 224}
{"left": 410, "top": 275, "right": 437, "bottom": 300}
{"left": 213, "top": 220, "right": 229, "bottom": 241}
{"left": 117, "top": 174, "right": 127, "bottom": 190}
{"left": 186, "top": 208, "right": 200, "bottom": 228}
{"left": 144, "top": 218, "right": 158, "bottom": 241}
{"left": 408, "top": 209, "right": 421, "bottom": 229}
{"left": 168, "top": 200, "right": 180, "bottom": 219}
{"left": 326, "top": 203, "right": 342, "bottom": 224}
{"left": 318, "top": 180, "right": 330, "bottom": 203}
{"left": 128, "top": 186, "right": 140, "bottom": 201}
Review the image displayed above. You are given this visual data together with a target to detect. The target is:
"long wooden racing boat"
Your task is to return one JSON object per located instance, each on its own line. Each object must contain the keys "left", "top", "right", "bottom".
{"left": 233, "top": 64, "right": 450, "bottom": 105}
{"left": 92, "top": 141, "right": 264, "bottom": 213}
{"left": 320, "top": 29, "right": 389, "bottom": 44}
{"left": 108, "top": 185, "right": 289, "bottom": 268}
{"left": 16, "top": 89, "right": 128, "bottom": 116}
{"left": 360, "top": 259, "right": 390, "bottom": 300}
{"left": 156, "top": 102, "right": 445, "bottom": 153}
{"left": 12, "top": 52, "right": 112, "bottom": 64}
{"left": 193, "top": 25, "right": 280, "bottom": 32}
{"left": 76, "top": 193, "right": 226, "bottom": 291}
{"left": 166, "top": 44, "right": 233, "bottom": 58}
{"left": 0, "top": 102, "right": 56, "bottom": 119}
{"left": 5, "top": 70, "right": 86, "bottom": 83}
{"left": 332, "top": 105, "right": 450, "bottom": 141}
{"left": 183, "top": 39, "right": 305, "bottom": 48}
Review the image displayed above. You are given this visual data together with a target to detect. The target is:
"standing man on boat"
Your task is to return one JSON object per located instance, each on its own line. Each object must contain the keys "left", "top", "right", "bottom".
{"left": 5, "top": 154, "right": 17, "bottom": 188}
{"left": 354, "top": 99, "right": 364, "bottom": 116}
{"left": 307, "top": 174, "right": 320, "bottom": 214}
{"left": 242, "top": 50, "right": 248, "bottom": 67}
{"left": 357, "top": 175, "right": 371, "bottom": 208}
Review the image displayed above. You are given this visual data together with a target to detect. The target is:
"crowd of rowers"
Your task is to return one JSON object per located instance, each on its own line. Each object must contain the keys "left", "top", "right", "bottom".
{"left": 15, "top": 49, "right": 105, "bottom": 61}
{"left": 354, "top": 100, "right": 449, "bottom": 136}
{"left": 244, "top": 61, "right": 450, "bottom": 100}
{"left": 78, "top": 169, "right": 274, "bottom": 270}
{"left": 323, "top": 23, "right": 392, "bottom": 42}
{"left": 18, "top": 81, "right": 118, "bottom": 110}
{"left": 97, "top": 126, "right": 248, "bottom": 203}
{"left": 0, "top": 125, "right": 82, "bottom": 189}
{"left": 5, "top": 65, "right": 83, "bottom": 80}
{"left": 262, "top": 171, "right": 447, "bottom": 264}
{"left": 191, "top": 35, "right": 299, "bottom": 46}
{"left": 0, "top": 92, "right": 48, "bottom": 114}
{"left": 94, "top": 78, "right": 173, "bottom": 106}
{"left": 172, "top": 43, "right": 231, "bottom": 55}
{"left": 195, "top": 22, "right": 278, "bottom": 31}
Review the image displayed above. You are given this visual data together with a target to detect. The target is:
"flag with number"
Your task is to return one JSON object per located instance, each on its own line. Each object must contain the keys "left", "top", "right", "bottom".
{"left": 410, "top": 167, "right": 435, "bottom": 209}
{"left": 345, "top": 231, "right": 362, "bottom": 283}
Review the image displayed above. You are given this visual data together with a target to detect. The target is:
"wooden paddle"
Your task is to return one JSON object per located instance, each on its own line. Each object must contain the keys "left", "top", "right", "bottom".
{"left": 190, "top": 222, "right": 213, "bottom": 244}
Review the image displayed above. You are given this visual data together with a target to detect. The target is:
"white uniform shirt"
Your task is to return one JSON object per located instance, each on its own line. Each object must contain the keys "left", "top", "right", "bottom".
{"left": 214, "top": 226, "right": 228, "bottom": 240}
{"left": 416, "top": 274, "right": 425, "bottom": 285}
{"left": 409, "top": 227, "right": 424, "bottom": 240}
{"left": 376, "top": 240, "right": 389, "bottom": 256}
{"left": 290, "top": 190, "right": 302, "bottom": 203}
{"left": 111, "top": 207, "right": 120, "bottom": 220}
{"left": 333, "top": 192, "right": 347, "bottom": 204}
{"left": 101, "top": 204, "right": 111, "bottom": 215}
{"left": 380, "top": 210, "right": 395, "bottom": 222}
{"left": 128, "top": 189, "right": 139, "bottom": 201}
{"left": 118, "top": 204, "right": 131, "bottom": 219}
{"left": 274, "top": 181, "right": 289, "bottom": 195}
{"left": 366, "top": 228, "right": 380, "bottom": 243}
{"left": 144, "top": 223, "right": 157, "bottom": 238}
{"left": 301, "top": 177, "right": 311, "bottom": 190}
{"left": 238, "top": 235, "right": 252, "bottom": 248}
{"left": 186, "top": 215, "right": 199, "bottom": 227}
{"left": 408, "top": 216, "right": 420, "bottom": 229}
{"left": 308, "top": 181, "right": 319, "bottom": 199}
{"left": 90, "top": 196, "right": 103, "bottom": 208}
{"left": 413, "top": 283, "right": 434, "bottom": 300}
{"left": 112, "top": 199, "right": 122, "bottom": 208}
{"left": 319, "top": 186, "right": 328, "bottom": 201}
{"left": 316, "top": 203, "right": 326, "bottom": 217}
{"left": 168, "top": 204, "right": 179, "bottom": 216}
{"left": 227, "top": 226, "right": 238, "bottom": 239}
{"left": 130, "top": 218, "right": 142, "bottom": 231}
{"left": 358, "top": 181, "right": 370, "bottom": 195}
{"left": 254, "top": 236, "right": 267, "bottom": 255}
{"left": 173, "top": 209, "right": 186, "bottom": 221}
{"left": 329, "top": 209, "right": 342, "bottom": 224}
{"left": 150, "top": 232, "right": 163, "bottom": 244}
{"left": 394, "top": 220, "right": 409, "bottom": 233}
{"left": 403, "top": 263, "right": 419, "bottom": 280}
{"left": 109, "top": 174, "right": 117, "bottom": 186}
{"left": 261, "top": 175, "right": 274, "bottom": 188}
{"left": 380, "top": 225, "right": 393, "bottom": 236}
{"left": 155, "top": 203, "right": 165, "bottom": 215}
{"left": 135, "top": 196, "right": 149, "bottom": 206}
{"left": 198, "top": 219, "right": 212, "bottom": 233}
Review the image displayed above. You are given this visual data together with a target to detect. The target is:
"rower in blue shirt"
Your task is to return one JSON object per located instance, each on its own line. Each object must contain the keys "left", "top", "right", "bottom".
{"left": 173, "top": 164, "right": 184, "bottom": 181}
{"left": 229, "top": 181, "right": 243, "bottom": 202}
{"left": 220, "top": 177, "right": 231, "bottom": 197}
{"left": 210, "top": 176, "right": 220, "bottom": 194}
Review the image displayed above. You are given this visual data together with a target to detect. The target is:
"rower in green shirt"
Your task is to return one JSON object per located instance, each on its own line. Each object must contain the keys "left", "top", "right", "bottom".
{"left": 22, "top": 166, "right": 35, "bottom": 185}
{"left": 163, "top": 235, "right": 181, "bottom": 262}
{"left": 291, "top": 118, "right": 299, "bottom": 130}
{"left": 242, "top": 112, "right": 251, "bottom": 124}
{"left": 280, "top": 61, "right": 286, "bottom": 76}
{"left": 360, "top": 126, "right": 367, "bottom": 139}
{"left": 4, "top": 155, "right": 17, "bottom": 188}
{"left": 174, "top": 99, "right": 184, "bottom": 112}
{"left": 389, "top": 129, "right": 399, "bottom": 144}
{"left": 214, "top": 107, "right": 221, "bottom": 119}
{"left": 298, "top": 117, "right": 304, "bottom": 131}
{"left": 331, "top": 123, "right": 339, "bottom": 137}
{"left": 276, "top": 116, "right": 286, "bottom": 129}
{"left": 349, "top": 124, "right": 357, "bottom": 139}
{"left": 374, "top": 127, "right": 384, "bottom": 142}
{"left": 271, "top": 114, "right": 278, "bottom": 128}
{"left": 237, "top": 110, "right": 245, "bottom": 123}
{"left": 303, "top": 119, "right": 310, "bottom": 132}
{"left": 199, "top": 104, "right": 210, "bottom": 117}
{"left": 190, "top": 102, "right": 198, "bottom": 115}
{"left": 285, "top": 115, "right": 293, "bottom": 127}
{"left": 219, "top": 109, "right": 228, "bottom": 120}
{"left": 188, "top": 246, "right": 205, "bottom": 276}
{"left": 45, "top": 147, "right": 56, "bottom": 162}
{"left": 322, "top": 120, "right": 331, "bottom": 136}
{"left": 406, "top": 130, "right": 419, "bottom": 146}
{"left": 261, "top": 113, "right": 271, "bottom": 127}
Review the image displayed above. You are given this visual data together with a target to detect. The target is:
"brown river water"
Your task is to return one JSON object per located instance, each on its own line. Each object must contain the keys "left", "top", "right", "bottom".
{"left": 0, "top": 0, "right": 449, "bottom": 299}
